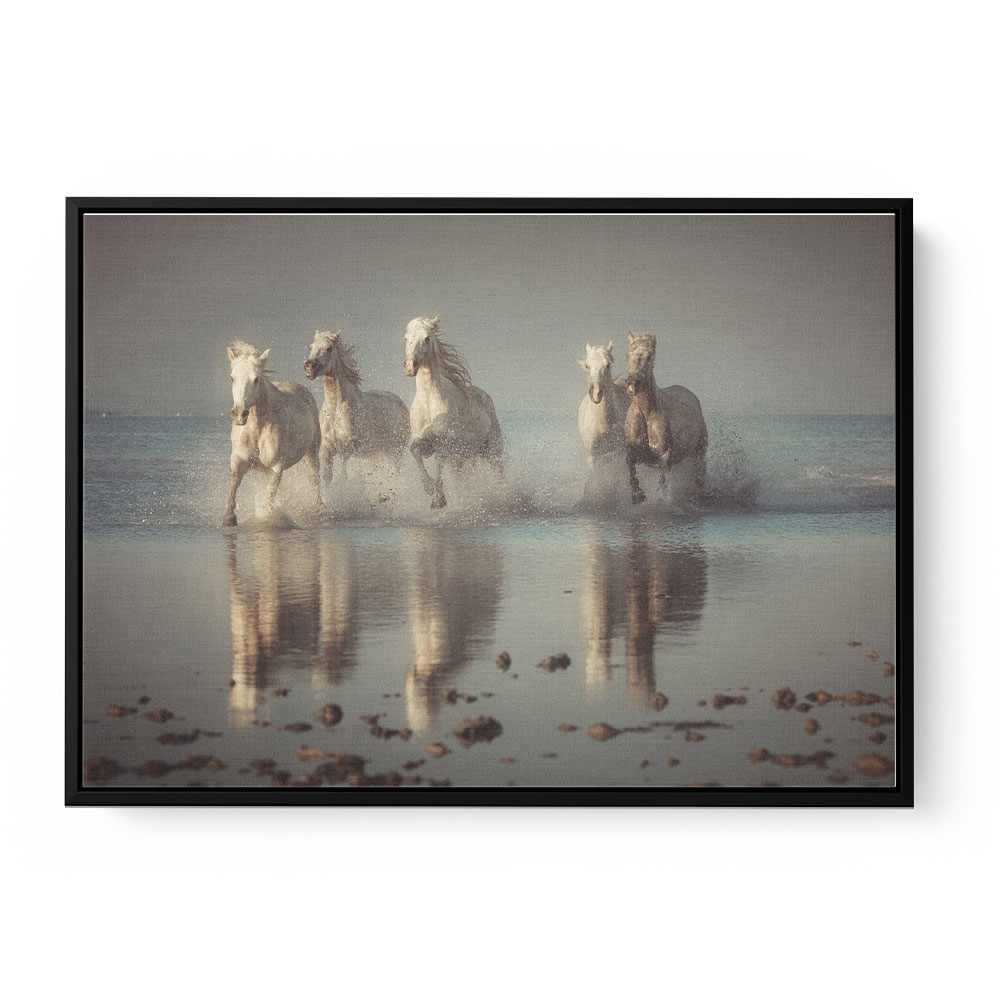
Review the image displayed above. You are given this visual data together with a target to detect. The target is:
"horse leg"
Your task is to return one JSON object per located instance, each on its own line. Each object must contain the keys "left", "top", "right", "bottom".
{"left": 431, "top": 456, "right": 447, "bottom": 509}
{"left": 264, "top": 462, "right": 284, "bottom": 513}
{"left": 321, "top": 442, "right": 336, "bottom": 487}
{"left": 304, "top": 448, "right": 324, "bottom": 513}
{"left": 223, "top": 457, "right": 248, "bottom": 526}
{"left": 626, "top": 445, "right": 646, "bottom": 505}
{"left": 411, "top": 438, "right": 446, "bottom": 508}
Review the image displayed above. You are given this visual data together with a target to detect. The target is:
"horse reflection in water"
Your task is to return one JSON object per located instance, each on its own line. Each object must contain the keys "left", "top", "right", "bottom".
{"left": 579, "top": 523, "right": 707, "bottom": 707}
{"left": 405, "top": 530, "right": 502, "bottom": 731}
{"left": 226, "top": 531, "right": 390, "bottom": 726}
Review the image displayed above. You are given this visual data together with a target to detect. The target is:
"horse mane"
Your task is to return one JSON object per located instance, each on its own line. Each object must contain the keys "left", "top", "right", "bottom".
{"left": 423, "top": 319, "right": 472, "bottom": 394}
{"left": 229, "top": 340, "right": 274, "bottom": 376}
{"left": 332, "top": 337, "right": 362, "bottom": 387}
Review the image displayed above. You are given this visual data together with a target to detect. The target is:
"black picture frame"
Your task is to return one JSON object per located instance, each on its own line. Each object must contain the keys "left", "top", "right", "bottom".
{"left": 67, "top": 197, "right": 912, "bottom": 807}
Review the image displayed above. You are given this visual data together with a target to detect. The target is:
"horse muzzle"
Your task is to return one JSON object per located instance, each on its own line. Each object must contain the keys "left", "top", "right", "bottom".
{"left": 590, "top": 387, "right": 603, "bottom": 404}
{"left": 404, "top": 359, "right": 418, "bottom": 377}
{"left": 304, "top": 362, "right": 318, "bottom": 379}
{"left": 232, "top": 408, "right": 249, "bottom": 425}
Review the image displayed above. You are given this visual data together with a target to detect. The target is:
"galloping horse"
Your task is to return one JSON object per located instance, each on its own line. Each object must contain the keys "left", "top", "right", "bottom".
{"left": 623, "top": 332, "right": 708, "bottom": 506}
{"left": 577, "top": 340, "right": 630, "bottom": 468}
{"left": 403, "top": 315, "right": 504, "bottom": 509}
{"left": 223, "top": 341, "right": 322, "bottom": 526}
{"left": 304, "top": 329, "right": 410, "bottom": 484}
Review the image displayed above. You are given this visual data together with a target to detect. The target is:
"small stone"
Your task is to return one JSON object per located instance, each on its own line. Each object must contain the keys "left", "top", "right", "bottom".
{"left": 697, "top": 700, "right": 707, "bottom": 707}
{"left": 884, "top": 663, "right": 895, "bottom": 677}
{"left": 713, "top": 693, "right": 747, "bottom": 710}
{"left": 137, "top": 696, "right": 151, "bottom": 705}
{"left": 142, "top": 709, "right": 174, "bottom": 724}
{"left": 587, "top": 723, "right": 620, "bottom": 742}
{"left": 452, "top": 716, "right": 503, "bottom": 747}
{"left": 279, "top": 722, "right": 312, "bottom": 733}
{"left": 772, "top": 688, "right": 797, "bottom": 710}
{"left": 868, "top": 651, "right": 880, "bottom": 660}
{"left": 425, "top": 743, "right": 450, "bottom": 758}
{"left": 316, "top": 704, "right": 343, "bottom": 727}
{"left": 271, "top": 688, "right": 290, "bottom": 697}
{"left": 666, "top": 757, "right": 680, "bottom": 767}
{"left": 83, "top": 757, "right": 121, "bottom": 781}
{"left": 847, "top": 641, "right": 862, "bottom": 647}
{"left": 251, "top": 758, "right": 276, "bottom": 773}
{"left": 156, "top": 730, "right": 199, "bottom": 745}
{"left": 796, "top": 703, "right": 812, "bottom": 713}
{"left": 537, "top": 653, "right": 571, "bottom": 673}
{"left": 107, "top": 704, "right": 137, "bottom": 717}
{"left": 853, "top": 754, "right": 893, "bottom": 778}
{"left": 298, "top": 745, "right": 327, "bottom": 761}
{"left": 496, "top": 651, "right": 511, "bottom": 671}
{"left": 557, "top": 723, "right": 578, "bottom": 733}
{"left": 501, "top": 757, "right": 515, "bottom": 764}
{"left": 870, "top": 731, "right": 887, "bottom": 745}
{"left": 685, "top": 730, "right": 705, "bottom": 743}
{"left": 804, "top": 718, "right": 820, "bottom": 735}
{"left": 444, "top": 687, "right": 459, "bottom": 704}
{"left": 748, "top": 747, "right": 770, "bottom": 764}
{"left": 857, "top": 712, "right": 894, "bottom": 727}
{"left": 639, "top": 759, "right": 650, "bottom": 769}
{"left": 652, "top": 692, "right": 669, "bottom": 711}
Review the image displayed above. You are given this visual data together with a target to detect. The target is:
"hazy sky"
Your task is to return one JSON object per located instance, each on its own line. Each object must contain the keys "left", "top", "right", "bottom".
{"left": 83, "top": 213, "right": 896, "bottom": 416}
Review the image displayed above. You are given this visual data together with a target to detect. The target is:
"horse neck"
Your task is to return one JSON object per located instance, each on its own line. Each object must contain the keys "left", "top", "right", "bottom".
{"left": 632, "top": 372, "right": 659, "bottom": 413}
{"left": 252, "top": 377, "right": 277, "bottom": 419}
{"left": 323, "top": 367, "right": 362, "bottom": 409}
{"left": 415, "top": 356, "right": 446, "bottom": 400}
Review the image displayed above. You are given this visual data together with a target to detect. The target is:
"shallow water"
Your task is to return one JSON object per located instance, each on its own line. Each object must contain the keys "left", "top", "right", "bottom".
{"left": 80, "top": 413, "right": 897, "bottom": 789}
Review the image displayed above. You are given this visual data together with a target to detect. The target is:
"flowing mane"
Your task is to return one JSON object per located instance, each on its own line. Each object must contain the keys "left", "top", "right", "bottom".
{"left": 424, "top": 319, "right": 472, "bottom": 394}
{"left": 331, "top": 337, "right": 362, "bottom": 387}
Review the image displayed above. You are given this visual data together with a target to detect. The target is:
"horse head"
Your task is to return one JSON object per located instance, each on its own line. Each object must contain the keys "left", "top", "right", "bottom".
{"left": 304, "top": 329, "right": 342, "bottom": 380}
{"left": 578, "top": 340, "right": 615, "bottom": 404}
{"left": 625, "top": 332, "right": 656, "bottom": 396}
{"left": 404, "top": 315, "right": 439, "bottom": 376}
{"left": 228, "top": 343, "right": 270, "bottom": 425}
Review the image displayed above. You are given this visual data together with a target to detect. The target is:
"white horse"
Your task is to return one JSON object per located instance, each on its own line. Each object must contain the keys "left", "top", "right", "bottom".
{"left": 223, "top": 341, "right": 323, "bottom": 526}
{"left": 304, "top": 329, "right": 410, "bottom": 484}
{"left": 577, "top": 340, "right": 630, "bottom": 468}
{"left": 624, "top": 332, "right": 708, "bottom": 506}
{"left": 403, "top": 315, "right": 504, "bottom": 509}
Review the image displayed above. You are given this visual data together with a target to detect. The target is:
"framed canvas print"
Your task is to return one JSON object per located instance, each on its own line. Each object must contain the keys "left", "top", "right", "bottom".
{"left": 66, "top": 198, "right": 911, "bottom": 805}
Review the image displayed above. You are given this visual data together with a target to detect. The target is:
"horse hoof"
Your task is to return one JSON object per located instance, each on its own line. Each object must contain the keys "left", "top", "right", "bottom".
{"left": 632, "top": 490, "right": 646, "bottom": 505}
{"left": 222, "top": 514, "right": 237, "bottom": 527}
{"left": 431, "top": 494, "right": 447, "bottom": 510}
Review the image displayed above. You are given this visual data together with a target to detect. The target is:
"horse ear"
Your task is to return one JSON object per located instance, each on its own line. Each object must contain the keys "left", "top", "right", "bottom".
{"left": 333, "top": 329, "right": 342, "bottom": 339}
{"left": 586, "top": 342, "right": 592, "bottom": 353}
{"left": 577, "top": 358, "right": 588, "bottom": 369}
{"left": 607, "top": 340, "right": 614, "bottom": 352}
{"left": 628, "top": 331, "right": 635, "bottom": 342}
{"left": 258, "top": 348, "right": 270, "bottom": 363}
{"left": 227, "top": 347, "right": 237, "bottom": 362}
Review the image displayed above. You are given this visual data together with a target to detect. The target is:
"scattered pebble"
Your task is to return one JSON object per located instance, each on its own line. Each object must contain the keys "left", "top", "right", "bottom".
{"left": 697, "top": 700, "right": 707, "bottom": 707}
{"left": 142, "top": 708, "right": 174, "bottom": 722}
{"left": 652, "top": 692, "right": 669, "bottom": 711}
{"left": 804, "top": 718, "right": 820, "bottom": 735}
{"left": 106, "top": 704, "right": 137, "bottom": 717}
{"left": 501, "top": 757, "right": 515, "bottom": 764}
{"left": 271, "top": 688, "right": 290, "bottom": 697}
{"left": 496, "top": 651, "right": 511, "bottom": 672}
{"left": 402, "top": 760, "right": 424, "bottom": 770}
{"left": 829, "top": 771, "right": 848, "bottom": 784}
{"left": 666, "top": 757, "right": 680, "bottom": 767}
{"left": 298, "top": 746, "right": 328, "bottom": 761}
{"left": 316, "top": 704, "right": 343, "bottom": 727}
{"left": 870, "top": 731, "right": 887, "bottom": 745}
{"left": 557, "top": 723, "right": 578, "bottom": 732}
{"left": 537, "top": 653, "right": 571, "bottom": 673}
{"left": 857, "top": 712, "right": 895, "bottom": 727}
{"left": 452, "top": 716, "right": 503, "bottom": 747}
{"left": 847, "top": 641, "right": 862, "bottom": 647}
{"left": 884, "top": 663, "right": 895, "bottom": 678}
{"left": 425, "top": 743, "right": 450, "bottom": 758}
{"left": 713, "top": 694, "right": 747, "bottom": 710}
{"left": 796, "top": 703, "right": 812, "bottom": 713}
{"left": 156, "top": 731, "right": 199, "bottom": 745}
{"left": 868, "top": 651, "right": 880, "bottom": 660}
{"left": 542, "top": 752, "right": 558, "bottom": 759}
{"left": 279, "top": 722, "right": 312, "bottom": 733}
{"left": 853, "top": 754, "right": 893, "bottom": 778}
{"left": 772, "top": 688, "right": 797, "bottom": 710}
{"left": 251, "top": 759, "right": 276, "bottom": 774}
{"left": 444, "top": 687, "right": 459, "bottom": 705}
{"left": 179, "top": 755, "right": 225, "bottom": 772}
{"left": 685, "top": 730, "right": 705, "bottom": 743}
{"left": 639, "top": 759, "right": 650, "bottom": 769}
{"left": 137, "top": 696, "right": 151, "bottom": 705}
{"left": 748, "top": 747, "right": 835, "bottom": 768}
{"left": 83, "top": 757, "right": 121, "bottom": 781}
{"left": 587, "top": 723, "right": 620, "bottom": 742}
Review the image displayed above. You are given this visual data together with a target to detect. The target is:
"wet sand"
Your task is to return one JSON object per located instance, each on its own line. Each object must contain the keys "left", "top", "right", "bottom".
{"left": 81, "top": 511, "right": 896, "bottom": 789}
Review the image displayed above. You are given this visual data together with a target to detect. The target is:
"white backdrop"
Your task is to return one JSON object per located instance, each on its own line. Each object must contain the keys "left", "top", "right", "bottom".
{"left": 3, "top": 2, "right": 995, "bottom": 997}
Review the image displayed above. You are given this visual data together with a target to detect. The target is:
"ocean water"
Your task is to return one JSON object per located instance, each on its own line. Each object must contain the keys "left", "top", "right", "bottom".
{"left": 79, "top": 410, "right": 897, "bottom": 790}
